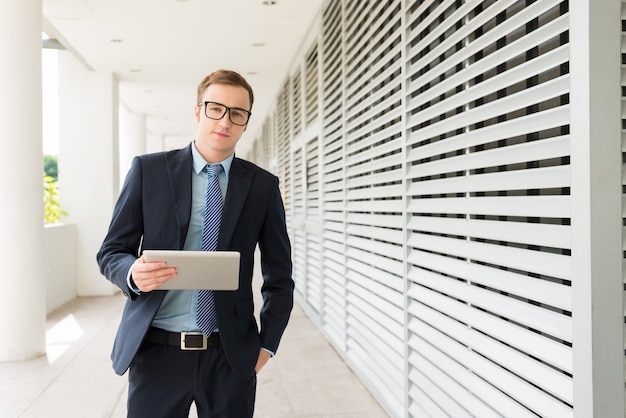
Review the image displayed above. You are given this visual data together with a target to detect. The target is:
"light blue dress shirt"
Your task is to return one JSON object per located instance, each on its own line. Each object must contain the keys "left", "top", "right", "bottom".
{"left": 151, "top": 143, "right": 233, "bottom": 332}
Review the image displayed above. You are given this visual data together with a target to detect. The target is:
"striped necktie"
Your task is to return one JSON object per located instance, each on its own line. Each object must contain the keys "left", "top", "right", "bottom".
{"left": 196, "top": 163, "right": 224, "bottom": 336}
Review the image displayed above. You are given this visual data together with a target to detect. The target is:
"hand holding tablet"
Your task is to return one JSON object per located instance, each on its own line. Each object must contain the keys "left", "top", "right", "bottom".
{"left": 142, "top": 250, "right": 240, "bottom": 290}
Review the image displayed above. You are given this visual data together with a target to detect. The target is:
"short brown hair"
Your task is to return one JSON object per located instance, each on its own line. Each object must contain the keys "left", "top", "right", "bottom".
{"left": 196, "top": 69, "right": 254, "bottom": 111}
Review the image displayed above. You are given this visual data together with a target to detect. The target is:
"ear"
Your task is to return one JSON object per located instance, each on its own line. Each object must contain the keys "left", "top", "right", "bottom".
{"left": 194, "top": 104, "right": 201, "bottom": 123}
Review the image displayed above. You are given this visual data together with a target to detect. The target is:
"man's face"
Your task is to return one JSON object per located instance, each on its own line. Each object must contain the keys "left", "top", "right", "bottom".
{"left": 194, "top": 83, "right": 251, "bottom": 163}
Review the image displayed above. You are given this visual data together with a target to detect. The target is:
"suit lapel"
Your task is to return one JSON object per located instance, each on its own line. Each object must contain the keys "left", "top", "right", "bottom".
{"left": 219, "top": 158, "right": 253, "bottom": 249}
{"left": 166, "top": 143, "right": 193, "bottom": 249}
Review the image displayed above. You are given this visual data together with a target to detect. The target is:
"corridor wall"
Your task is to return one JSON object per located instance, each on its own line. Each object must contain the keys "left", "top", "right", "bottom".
{"left": 249, "top": 0, "right": 624, "bottom": 416}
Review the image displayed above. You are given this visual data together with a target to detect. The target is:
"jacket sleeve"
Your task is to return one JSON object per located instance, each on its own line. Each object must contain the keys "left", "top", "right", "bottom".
{"left": 96, "top": 157, "right": 144, "bottom": 298}
{"left": 257, "top": 176, "right": 294, "bottom": 354}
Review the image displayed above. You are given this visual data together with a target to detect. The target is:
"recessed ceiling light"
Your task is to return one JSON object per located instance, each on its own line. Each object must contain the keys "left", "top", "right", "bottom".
{"left": 252, "top": 43, "right": 265, "bottom": 47}
{"left": 262, "top": 0, "right": 277, "bottom": 5}
{"left": 110, "top": 38, "right": 124, "bottom": 43}
{"left": 130, "top": 69, "right": 142, "bottom": 73}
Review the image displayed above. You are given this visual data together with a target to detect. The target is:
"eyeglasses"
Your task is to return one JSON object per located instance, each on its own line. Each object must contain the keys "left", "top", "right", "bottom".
{"left": 200, "top": 101, "right": 251, "bottom": 126}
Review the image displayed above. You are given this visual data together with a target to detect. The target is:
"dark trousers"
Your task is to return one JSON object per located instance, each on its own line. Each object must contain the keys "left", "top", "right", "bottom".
{"left": 127, "top": 340, "right": 256, "bottom": 418}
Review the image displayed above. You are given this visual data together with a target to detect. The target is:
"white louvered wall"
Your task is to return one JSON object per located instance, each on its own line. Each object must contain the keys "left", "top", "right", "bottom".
{"left": 405, "top": 0, "right": 572, "bottom": 416}
{"left": 250, "top": 0, "right": 623, "bottom": 416}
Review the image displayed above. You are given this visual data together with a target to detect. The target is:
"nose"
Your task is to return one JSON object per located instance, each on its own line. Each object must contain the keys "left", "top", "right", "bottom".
{"left": 218, "top": 111, "right": 232, "bottom": 127}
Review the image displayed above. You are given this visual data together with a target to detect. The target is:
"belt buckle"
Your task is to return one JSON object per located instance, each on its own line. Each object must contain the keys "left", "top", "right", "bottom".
{"left": 180, "top": 332, "right": 207, "bottom": 350}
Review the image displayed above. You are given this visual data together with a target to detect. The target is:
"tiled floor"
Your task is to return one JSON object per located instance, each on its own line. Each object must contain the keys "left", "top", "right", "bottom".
{"left": 0, "top": 291, "right": 389, "bottom": 417}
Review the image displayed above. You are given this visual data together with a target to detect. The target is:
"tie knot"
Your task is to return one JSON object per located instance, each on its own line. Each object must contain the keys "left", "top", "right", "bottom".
{"left": 204, "top": 164, "right": 223, "bottom": 177}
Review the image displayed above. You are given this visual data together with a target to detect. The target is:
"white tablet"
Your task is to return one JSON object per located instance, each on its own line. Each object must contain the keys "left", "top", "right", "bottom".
{"left": 142, "top": 250, "right": 240, "bottom": 290}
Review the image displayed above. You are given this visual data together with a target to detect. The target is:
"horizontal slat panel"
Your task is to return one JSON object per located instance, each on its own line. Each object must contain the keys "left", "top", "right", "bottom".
{"left": 409, "top": 335, "right": 536, "bottom": 418}
{"left": 408, "top": 50, "right": 568, "bottom": 130}
{"left": 323, "top": 272, "right": 343, "bottom": 294}
{"left": 321, "top": 198, "right": 343, "bottom": 211}
{"left": 409, "top": 265, "right": 571, "bottom": 341}
{"left": 346, "top": 288, "right": 404, "bottom": 340}
{"left": 346, "top": 184, "right": 403, "bottom": 201}
{"left": 347, "top": 61, "right": 402, "bottom": 115}
{"left": 346, "top": 305, "right": 404, "bottom": 360}
{"left": 347, "top": 224, "right": 403, "bottom": 246}
{"left": 408, "top": 195, "right": 570, "bottom": 218}
{"left": 345, "top": 337, "right": 404, "bottom": 418}
{"left": 346, "top": 169, "right": 403, "bottom": 189}
{"left": 346, "top": 124, "right": 399, "bottom": 154}
{"left": 407, "top": 75, "right": 569, "bottom": 138}
{"left": 345, "top": 213, "right": 404, "bottom": 229}
{"left": 346, "top": 0, "right": 399, "bottom": 74}
{"left": 407, "top": 0, "right": 564, "bottom": 90}
{"left": 347, "top": 93, "right": 401, "bottom": 137}
{"left": 407, "top": 0, "right": 511, "bottom": 64}
{"left": 323, "top": 122, "right": 343, "bottom": 139}
{"left": 408, "top": 387, "right": 445, "bottom": 418}
{"left": 408, "top": 337, "right": 541, "bottom": 418}
{"left": 322, "top": 169, "right": 344, "bottom": 184}
{"left": 408, "top": 232, "right": 571, "bottom": 280}
{"left": 408, "top": 367, "right": 478, "bottom": 418}
{"left": 408, "top": 15, "right": 568, "bottom": 113}
{"left": 408, "top": 248, "right": 571, "bottom": 311}
{"left": 322, "top": 323, "right": 344, "bottom": 352}
{"left": 410, "top": 135, "right": 570, "bottom": 179}
{"left": 408, "top": 216, "right": 571, "bottom": 250}
{"left": 408, "top": 323, "right": 573, "bottom": 417}
{"left": 347, "top": 33, "right": 400, "bottom": 94}
{"left": 346, "top": 132, "right": 401, "bottom": 166}
{"left": 346, "top": 199, "right": 403, "bottom": 213}
{"left": 408, "top": 165, "right": 570, "bottom": 195}
{"left": 407, "top": 283, "right": 572, "bottom": 374}
{"left": 322, "top": 297, "right": 342, "bottom": 322}
{"left": 406, "top": 106, "right": 569, "bottom": 161}
{"left": 346, "top": 235, "right": 403, "bottom": 261}
{"left": 322, "top": 219, "right": 343, "bottom": 232}
{"left": 410, "top": 303, "right": 573, "bottom": 403}
{"left": 346, "top": 247, "right": 405, "bottom": 283}
{"left": 345, "top": 259, "right": 404, "bottom": 305}
{"left": 346, "top": 286, "right": 403, "bottom": 330}
{"left": 322, "top": 190, "right": 343, "bottom": 203}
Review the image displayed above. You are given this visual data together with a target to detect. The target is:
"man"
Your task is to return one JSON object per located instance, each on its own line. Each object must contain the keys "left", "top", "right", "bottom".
{"left": 97, "top": 69, "right": 294, "bottom": 417}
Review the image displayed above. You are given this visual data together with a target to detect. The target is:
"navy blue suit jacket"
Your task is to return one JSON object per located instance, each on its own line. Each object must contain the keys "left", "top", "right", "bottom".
{"left": 97, "top": 143, "right": 293, "bottom": 378}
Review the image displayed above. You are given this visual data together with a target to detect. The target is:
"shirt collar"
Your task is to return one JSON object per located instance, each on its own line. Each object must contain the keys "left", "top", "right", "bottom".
{"left": 191, "top": 141, "right": 234, "bottom": 177}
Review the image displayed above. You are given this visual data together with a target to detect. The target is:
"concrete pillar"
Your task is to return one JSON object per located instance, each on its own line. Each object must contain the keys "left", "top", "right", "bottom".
{"left": 0, "top": 0, "right": 46, "bottom": 361}
{"left": 119, "top": 103, "right": 146, "bottom": 190}
{"left": 57, "top": 51, "right": 119, "bottom": 296}
{"left": 570, "top": 0, "right": 625, "bottom": 416}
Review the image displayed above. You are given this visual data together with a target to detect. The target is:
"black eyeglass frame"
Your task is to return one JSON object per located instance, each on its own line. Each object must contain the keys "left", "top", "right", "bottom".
{"left": 200, "top": 101, "right": 252, "bottom": 126}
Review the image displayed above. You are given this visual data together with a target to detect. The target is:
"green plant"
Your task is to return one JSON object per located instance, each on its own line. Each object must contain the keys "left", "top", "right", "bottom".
{"left": 44, "top": 173, "right": 66, "bottom": 224}
{"left": 44, "top": 155, "right": 58, "bottom": 180}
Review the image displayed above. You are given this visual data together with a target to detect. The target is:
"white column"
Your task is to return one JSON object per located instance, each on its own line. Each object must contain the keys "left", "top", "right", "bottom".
{"left": 119, "top": 103, "right": 146, "bottom": 190}
{"left": 0, "top": 0, "right": 46, "bottom": 360}
{"left": 57, "top": 51, "right": 119, "bottom": 296}
{"left": 570, "top": 0, "right": 625, "bottom": 416}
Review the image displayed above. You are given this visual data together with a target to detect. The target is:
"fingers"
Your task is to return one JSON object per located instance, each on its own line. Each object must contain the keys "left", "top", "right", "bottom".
{"left": 255, "top": 349, "right": 271, "bottom": 374}
{"left": 131, "top": 256, "right": 177, "bottom": 292}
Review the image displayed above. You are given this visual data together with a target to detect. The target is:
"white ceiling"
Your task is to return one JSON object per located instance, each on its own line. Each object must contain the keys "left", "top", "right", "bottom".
{"left": 42, "top": 0, "right": 324, "bottom": 155}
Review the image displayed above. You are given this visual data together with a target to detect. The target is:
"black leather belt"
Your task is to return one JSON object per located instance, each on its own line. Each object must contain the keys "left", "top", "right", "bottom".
{"left": 145, "top": 327, "right": 221, "bottom": 350}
